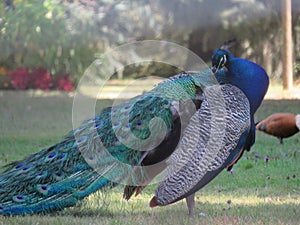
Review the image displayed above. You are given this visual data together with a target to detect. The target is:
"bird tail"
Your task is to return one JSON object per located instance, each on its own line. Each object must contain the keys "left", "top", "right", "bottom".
{"left": 0, "top": 125, "right": 120, "bottom": 215}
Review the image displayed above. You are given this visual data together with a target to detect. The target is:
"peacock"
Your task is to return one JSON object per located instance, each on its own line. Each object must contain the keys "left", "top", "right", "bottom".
{"left": 0, "top": 46, "right": 269, "bottom": 216}
{"left": 149, "top": 48, "right": 269, "bottom": 215}
{"left": 256, "top": 113, "right": 300, "bottom": 144}
{"left": 0, "top": 67, "right": 217, "bottom": 215}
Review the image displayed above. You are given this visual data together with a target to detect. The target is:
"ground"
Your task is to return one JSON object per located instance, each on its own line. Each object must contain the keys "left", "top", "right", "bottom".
{"left": 0, "top": 82, "right": 299, "bottom": 224}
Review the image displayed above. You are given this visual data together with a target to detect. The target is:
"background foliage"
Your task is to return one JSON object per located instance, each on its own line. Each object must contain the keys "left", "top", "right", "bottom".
{"left": 1, "top": 0, "right": 300, "bottom": 85}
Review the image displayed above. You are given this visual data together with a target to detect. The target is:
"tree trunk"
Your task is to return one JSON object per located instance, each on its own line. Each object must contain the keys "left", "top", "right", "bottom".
{"left": 282, "top": 0, "right": 293, "bottom": 90}
{"left": 263, "top": 40, "right": 272, "bottom": 76}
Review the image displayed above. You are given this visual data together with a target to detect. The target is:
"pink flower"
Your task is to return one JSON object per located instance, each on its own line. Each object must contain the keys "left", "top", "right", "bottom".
{"left": 56, "top": 74, "right": 74, "bottom": 91}
{"left": 31, "top": 68, "right": 52, "bottom": 90}
{"left": 8, "top": 67, "right": 74, "bottom": 91}
{"left": 8, "top": 68, "right": 31, "bottom": 89}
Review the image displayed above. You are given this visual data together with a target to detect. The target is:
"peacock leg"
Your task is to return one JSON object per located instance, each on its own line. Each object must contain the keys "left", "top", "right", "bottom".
{"left": 185, "top": 193, "right": 195, "bottom": 216}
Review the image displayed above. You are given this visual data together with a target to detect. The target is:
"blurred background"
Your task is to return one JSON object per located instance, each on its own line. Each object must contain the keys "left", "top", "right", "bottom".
{"left": 0, "top": 0, "right": 299, "bottom": 92}
{"left": 0, "top": 2, "right": 300, "bottom": 224}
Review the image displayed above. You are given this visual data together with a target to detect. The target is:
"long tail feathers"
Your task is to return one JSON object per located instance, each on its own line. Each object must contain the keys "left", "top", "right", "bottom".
{"left": 0, "top": 120, "right": 119, "bottom": 216}
{"left": 0, "top": 144, "right": 113, "bottom": 215}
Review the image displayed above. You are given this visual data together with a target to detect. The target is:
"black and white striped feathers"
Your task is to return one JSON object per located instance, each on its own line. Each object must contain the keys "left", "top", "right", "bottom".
{"left": 150, "top": 84, "right": 251, "bottom": 214}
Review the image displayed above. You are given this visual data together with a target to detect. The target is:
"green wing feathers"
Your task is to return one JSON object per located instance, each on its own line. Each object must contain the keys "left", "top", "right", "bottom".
{"left": 0, "top": 70, "right": 216, "bottom": 215}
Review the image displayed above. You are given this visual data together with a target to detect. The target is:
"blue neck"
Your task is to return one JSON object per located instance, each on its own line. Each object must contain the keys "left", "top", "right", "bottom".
{"left": 226, "top": 58, "right": 269, "bottom": 116}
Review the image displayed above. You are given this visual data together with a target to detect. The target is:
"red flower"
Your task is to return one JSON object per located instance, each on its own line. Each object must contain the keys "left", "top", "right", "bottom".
{"left": 56, "top": 74, "right": 74, "bottom": 91}
{"left": 8, "top": 68, "right": 31, "bottom": 89}
{"left": 31, "top": 68, "right": 52, "bottom": 90}
{"left": 8, "top": 67, "right": 74, "bottom": 91}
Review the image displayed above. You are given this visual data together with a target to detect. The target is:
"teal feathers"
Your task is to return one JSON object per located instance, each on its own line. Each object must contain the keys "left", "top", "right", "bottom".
{"left": 0, "top": 47, "right": 269, "bottom": 216}
{"left": 0, "top": 69, "right": 217, "bottom": 215}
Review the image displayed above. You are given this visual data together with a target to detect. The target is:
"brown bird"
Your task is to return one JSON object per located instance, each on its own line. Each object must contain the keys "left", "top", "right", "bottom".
{"left": 256, "top": 113, "right": 300, "bottom": 144}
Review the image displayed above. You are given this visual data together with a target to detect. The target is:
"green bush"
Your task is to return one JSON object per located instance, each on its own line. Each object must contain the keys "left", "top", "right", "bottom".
{"left": 0, "top": 0, "right": 97, "bottom": 85}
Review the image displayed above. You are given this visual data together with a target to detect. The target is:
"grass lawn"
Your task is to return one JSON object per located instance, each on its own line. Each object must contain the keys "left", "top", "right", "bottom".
{"left": 0, "top": 89, "right": 299, "bottom": 225}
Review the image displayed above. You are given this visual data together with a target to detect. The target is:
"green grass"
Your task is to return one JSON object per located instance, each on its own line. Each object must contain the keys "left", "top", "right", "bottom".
{"left": 0, "top": 90, "right": 300, "bottom": 225}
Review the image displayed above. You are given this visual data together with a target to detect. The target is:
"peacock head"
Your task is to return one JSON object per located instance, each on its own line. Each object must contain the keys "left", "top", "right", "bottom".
{"left": 211, "top": 49, "right": 233, "bottom": 73}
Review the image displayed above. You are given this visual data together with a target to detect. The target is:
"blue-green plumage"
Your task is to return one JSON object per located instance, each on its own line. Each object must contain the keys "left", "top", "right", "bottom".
{"left": 0, "top": 47, "right": 269, "bottom": 216}
{"left": 0, "top": 70, "right": 216, "bottom": 215}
